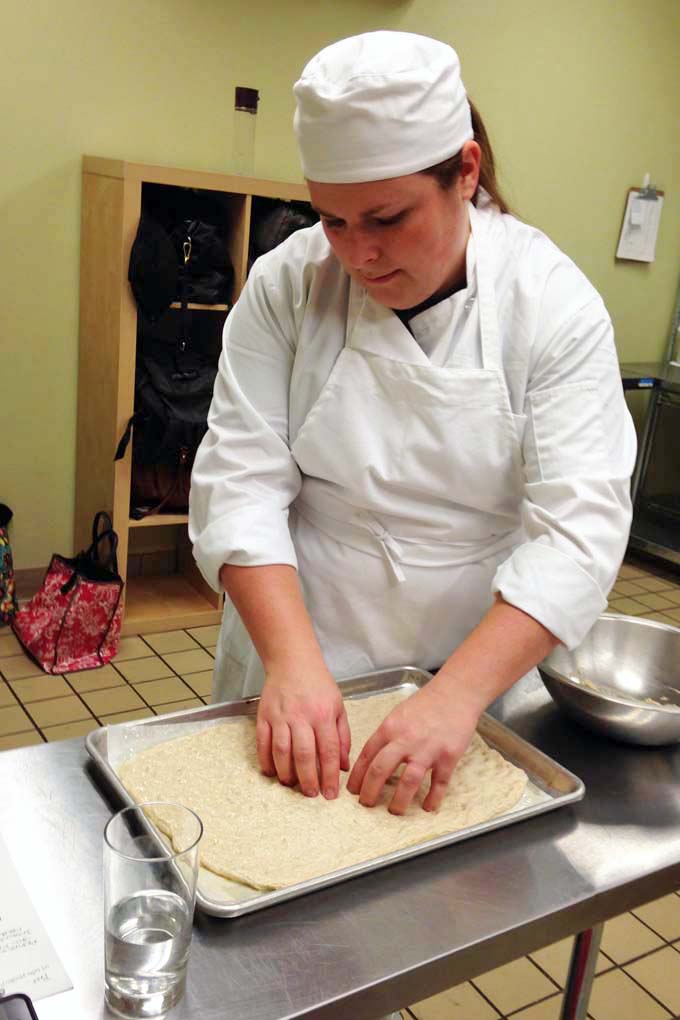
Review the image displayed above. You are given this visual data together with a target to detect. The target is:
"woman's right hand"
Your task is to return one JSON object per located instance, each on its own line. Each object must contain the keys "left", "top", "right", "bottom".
{"left": 217, "top": 563, "right": 351, "bottom": 799}
{"left": 256, "top": 664, "right": 351, "bottom": 799}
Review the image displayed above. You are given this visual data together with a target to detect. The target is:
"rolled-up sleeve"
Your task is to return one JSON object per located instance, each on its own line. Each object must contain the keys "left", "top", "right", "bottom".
{"left": 189, "top": 261, "right": 303, "bottom": 593}
{"left": 494, "top": 293, "right": 637, "bottom": 648}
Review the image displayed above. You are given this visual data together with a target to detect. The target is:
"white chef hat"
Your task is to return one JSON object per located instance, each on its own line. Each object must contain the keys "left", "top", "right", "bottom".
{"left": 293, "top": 31, "right": 473, "bottom": 184}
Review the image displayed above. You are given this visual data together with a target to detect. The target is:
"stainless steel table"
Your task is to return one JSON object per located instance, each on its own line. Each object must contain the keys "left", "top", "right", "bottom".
{"left": 2, "top": 672, "right": 680, "bottom": 1020}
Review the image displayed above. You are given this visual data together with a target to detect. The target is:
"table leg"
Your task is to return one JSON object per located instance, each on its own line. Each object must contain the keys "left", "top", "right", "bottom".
{"left": 560, "top": 924, "right": 604, "bottom": 1020}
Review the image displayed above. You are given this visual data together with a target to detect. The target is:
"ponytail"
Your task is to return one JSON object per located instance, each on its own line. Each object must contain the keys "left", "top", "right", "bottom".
{"left": 420, "top": 99, "right": 511, "bottom": 215}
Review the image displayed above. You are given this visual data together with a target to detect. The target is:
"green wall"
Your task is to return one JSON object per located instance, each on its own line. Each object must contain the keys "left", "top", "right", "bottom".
{"left": 3, "top": 0, "right": 679, "bottom": 567}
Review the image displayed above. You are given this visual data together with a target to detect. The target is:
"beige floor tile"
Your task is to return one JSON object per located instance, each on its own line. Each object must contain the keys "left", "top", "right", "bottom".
{"left": 152, "top": 698, "right": 203, "bottom": 716}
{"left": 142, "top": 630, "right": 200, "bottom": 654}
{"left": 661, "top": 588, "right": 680, "bottom": 605}
{"left": 508, "top": 993, "right": 565, "bottom": 1020}
{"left": 632, "top": 894, "right": 680, "bottom": 941}
{"left": 67, "top": 664, "right": 127, "bottom": 693}
{"left": 10, "top": 674, "right": 72, "bottom": 703}
{"left": 624, "top": 946, "right": 680, "bottom": 1014}
{"left": 116, "top": 658, "right": 174, "bottom": 684}
{"left": 612, "top": 580, "right": 647, "bottom": 597}
{"left": 187, "top": 625, "right": 221, "bottom": 646}
{"left": 132, "top": 676, "right": 197, "bottom": 706}
{"left": 473, "top": 957, "right": 557, "bottom": 1016}
{"left": 600, "top": 912, "right": 664, "bottom": 963}
{"left": 409, "top": 981, "right": 499, "bottom": 1019}
{"left": 82, "top": 685, "right": 146, "bottom": 717}
{"left": 617, "top": 564, "right": 649, "bottom": 580}
{"left": 181, "top": 669, "right": 213, "bottom": 697}
{"left": 663, "top": 606, "right": 680, "bottom": 624}
{"left": 101, "top": 707, "right": 155, "bottom": 725}
{"left": 0, "top": 654, "right": 44, "bottom": 681}
{"left": 30, "top": 696, "right": 92, "bottom": 728}
{"left": 635, "top": 592, "right": 678, "bottom": 611}
{"left": 0, "top": 703, "right": 34, "bottom": 735}
{"left": 634, "top": 577, "right": 679, "bottom": 594}
{"left": 588, "top": 968, "right": 671, "bottom": 1020}
{"left": 529, "top": 938, "right": 611, "bottom": 986}
{"left": 528, "top": 940, "right": 572, "bottom": 984}
{"left": 0, "top": 631, "right": 22, "bottom": 656}
{"left": 0, "top": 730, "right": 45, "bottom": 751}
{"left": 594, "top": 951, "right": 611, "bottom": 975}
{"left": 642, "top": 612, "right": 679, "bottom": 626}
{"left": 607, "top": 598, "right": 651, "bottom": 616}
{"left": 115, "top": 636, "right": 155, "bottom": 661}
{"left": 161, "top": 649, "right": 214, "bottom": 675}
{"left": 43, "top": 718, "right": 99, "bottom": 742}
{"left": 0, "top": 681, "right": 17, "bottom": 707}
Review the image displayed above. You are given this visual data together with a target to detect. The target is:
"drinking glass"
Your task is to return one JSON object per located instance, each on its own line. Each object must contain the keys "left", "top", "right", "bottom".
{"left": 103, "top": 802, "right": 203, "bottom": 1018}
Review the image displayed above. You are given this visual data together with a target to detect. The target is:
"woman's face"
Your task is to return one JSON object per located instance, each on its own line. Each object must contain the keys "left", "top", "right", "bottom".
{"left": 307, "top": 143, "right": 480, "bottom": 310}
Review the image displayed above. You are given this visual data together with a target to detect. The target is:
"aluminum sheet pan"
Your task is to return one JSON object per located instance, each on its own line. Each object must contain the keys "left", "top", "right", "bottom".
{"left": 86, "top": 666, "right": 584, "bottom": 917}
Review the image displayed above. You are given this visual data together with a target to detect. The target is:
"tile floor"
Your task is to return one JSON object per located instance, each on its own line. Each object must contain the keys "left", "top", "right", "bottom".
{"left": 1, "top": 557, "right": 679, "bottom": 1019}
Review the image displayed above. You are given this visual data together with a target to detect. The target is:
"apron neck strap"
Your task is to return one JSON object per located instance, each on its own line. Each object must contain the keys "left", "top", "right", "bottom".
{"left": 468, "top": 202, "right": 502, "bottom": 373}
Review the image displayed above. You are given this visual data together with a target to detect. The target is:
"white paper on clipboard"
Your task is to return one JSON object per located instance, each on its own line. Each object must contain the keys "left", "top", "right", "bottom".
{"left": 616, "top": 188, "right": 664, "bottom": 262}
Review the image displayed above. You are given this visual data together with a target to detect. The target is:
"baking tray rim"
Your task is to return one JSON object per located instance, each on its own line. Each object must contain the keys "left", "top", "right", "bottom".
{"left": 86, "top": 666, "right": 585, "bottom": 918}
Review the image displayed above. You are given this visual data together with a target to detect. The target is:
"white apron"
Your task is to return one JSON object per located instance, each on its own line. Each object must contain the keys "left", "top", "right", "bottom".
{"left": 213, "top": 202, "right": 527, "bottom": 701}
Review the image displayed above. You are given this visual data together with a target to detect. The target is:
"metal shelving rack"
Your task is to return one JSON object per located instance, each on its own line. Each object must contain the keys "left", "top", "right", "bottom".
{"left": 628, "top": 280, "right": 680, "bottom": 566}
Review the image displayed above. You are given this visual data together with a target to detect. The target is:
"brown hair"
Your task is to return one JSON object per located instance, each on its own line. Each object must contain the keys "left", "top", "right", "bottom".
{"left": 420, "top": 99, "right": 511, "bottom": 214}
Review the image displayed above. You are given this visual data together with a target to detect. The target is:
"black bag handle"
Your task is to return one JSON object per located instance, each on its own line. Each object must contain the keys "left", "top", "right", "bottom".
{"left": 86, "top": 512, "right": 119, "bottom": 575}
{"left": 92, "top": 529, "right": 119, "bottom": 575}
{"left": 60, "top": 518, "right": 120, "bottom": 595}
{"left": 91, "top": 511, "right": 114, "bottom": 546}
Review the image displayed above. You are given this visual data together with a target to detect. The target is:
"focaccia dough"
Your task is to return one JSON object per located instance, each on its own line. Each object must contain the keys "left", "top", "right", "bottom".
{"left": 118, "top": 690, "right": 527, "bottom": 890}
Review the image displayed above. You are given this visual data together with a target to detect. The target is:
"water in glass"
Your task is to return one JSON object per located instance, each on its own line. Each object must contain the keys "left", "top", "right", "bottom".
{"left": 105, "top": 889, "right": 192, "bottom": 1018}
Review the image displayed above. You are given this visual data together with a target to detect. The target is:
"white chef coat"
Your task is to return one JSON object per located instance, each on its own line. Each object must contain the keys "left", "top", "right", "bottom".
{"left": 189, "top": 196, "right": 636, "bottom": 702}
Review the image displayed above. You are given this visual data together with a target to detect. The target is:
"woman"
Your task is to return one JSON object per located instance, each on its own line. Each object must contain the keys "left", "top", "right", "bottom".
{"left": 189, "top": 31, "right": 636, "bottom": 816}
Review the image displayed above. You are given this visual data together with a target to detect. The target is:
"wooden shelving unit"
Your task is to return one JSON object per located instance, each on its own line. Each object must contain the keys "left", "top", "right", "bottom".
{"left": 76, "top": 156, "right": 309, "bottom": 635}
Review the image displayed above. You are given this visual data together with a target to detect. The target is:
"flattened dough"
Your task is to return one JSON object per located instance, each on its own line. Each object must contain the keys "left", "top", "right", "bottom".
{"left": 118, "top": 690, "right": 527, "bottom": 890}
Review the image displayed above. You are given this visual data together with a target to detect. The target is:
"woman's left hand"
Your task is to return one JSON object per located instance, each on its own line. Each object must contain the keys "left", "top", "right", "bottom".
{"left": 346, "top": 675, "right": 482, "bottom": 815}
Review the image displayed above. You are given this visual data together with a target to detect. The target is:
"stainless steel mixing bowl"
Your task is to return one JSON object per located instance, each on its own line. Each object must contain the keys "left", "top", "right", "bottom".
{"left": 538, "top": 613, "right": 680, "bottom": 745}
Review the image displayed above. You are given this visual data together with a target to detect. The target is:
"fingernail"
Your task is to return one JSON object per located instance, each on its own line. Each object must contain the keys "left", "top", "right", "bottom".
{"left": 324, "top": 787, "right": 337, "bottom": 800}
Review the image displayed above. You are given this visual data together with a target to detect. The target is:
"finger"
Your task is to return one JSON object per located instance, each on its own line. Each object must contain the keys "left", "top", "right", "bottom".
{"left": 347, "top": 728, "right": 387, "bottom": 795}
{"left": 255, "top": 716, "right": 275, "bottom": 777}
{"left": 422, "top": 755, "right": 457, "bottom": 813}
{"left": 290, "top": 721, "right": 320, "bottom": 797}
{"left": 387, "top": 760, "right": 428, "bottom": 816}
{"left": 337, "top": 707, "right": 351, "bottom": 772}
{"left": 315, "top": 719, "right": 340, "bottom": 799}
{"left": 357, "top": 744, "right": 407, "bottom": 808}
{"left": 271, "top": 721, "right": 296, "bottom": 787}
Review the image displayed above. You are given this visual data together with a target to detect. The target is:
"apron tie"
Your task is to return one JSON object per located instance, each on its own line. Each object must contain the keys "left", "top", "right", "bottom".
{"left": 355, "top": 511, "right": 406, "bottom": 583}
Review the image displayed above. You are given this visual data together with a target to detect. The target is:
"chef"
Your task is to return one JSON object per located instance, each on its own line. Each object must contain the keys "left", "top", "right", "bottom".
{"left": 189, "top": 31, "right": 636, "bottom": 816}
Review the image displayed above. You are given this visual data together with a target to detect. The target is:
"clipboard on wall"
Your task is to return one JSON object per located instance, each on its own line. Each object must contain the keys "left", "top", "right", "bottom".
{"left": 616, "top": 183, "right": 664, "bottom": 263}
